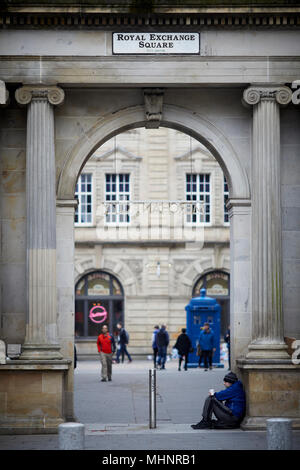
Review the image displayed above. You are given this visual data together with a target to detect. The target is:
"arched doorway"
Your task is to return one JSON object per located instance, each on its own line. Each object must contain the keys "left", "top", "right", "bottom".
{"left": 56, "top": 102, "right": 251, "bottom": 418}
{"left": 192, "top": 270, "right": 230, "bottom": 338}
{"left": 75, "top": 270, "right": 124, "bottom": 344}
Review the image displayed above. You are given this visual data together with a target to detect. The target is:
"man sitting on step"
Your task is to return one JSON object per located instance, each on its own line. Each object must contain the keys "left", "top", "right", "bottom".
{"left": 191, "top": 372, "right": 246, "bottom": 430}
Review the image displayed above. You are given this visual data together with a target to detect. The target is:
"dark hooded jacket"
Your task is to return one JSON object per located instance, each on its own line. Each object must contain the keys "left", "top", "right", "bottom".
{"left": 174, "top": 333, "right": 192, "bottom": 355}
{"left": 214, "top": 380, "right": 246, "bottom": 418}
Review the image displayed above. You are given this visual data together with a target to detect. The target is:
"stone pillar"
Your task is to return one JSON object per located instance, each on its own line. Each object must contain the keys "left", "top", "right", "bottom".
{"left": 227, "top": 198, "right": 252, "bottom": 367}
{"left": 56, "top": 198, "right": 78, "bottom": 420}
{"left": 243, "top": 85, "right": 292, "bottom": 360}
{"left": 15, "top": 85, "right": 65, "bottom": 360}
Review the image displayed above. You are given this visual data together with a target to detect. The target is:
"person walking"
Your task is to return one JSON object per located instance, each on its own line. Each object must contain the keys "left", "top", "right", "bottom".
{"left": 156, "top": 325, "right": 169, "bottom": 370}
{"left": 116, "top": 322, "right": 132, "bottom": 363}
{"left": 224, "top": 326, "right": 231, "bottom": 370}
{"left": 191, "top": 372, "right": 246, "bottom": 429}
{"left": 152, "top": 325, "right": 160, "bottom": 368}
{"left": 198, "top": 322, "right": 215, "bottom": 370}
{"left": 97, "top": 324, "right": 116, "bottom": 382}
{"left": 174, "top": 328, "right": 192, "bottom": 371}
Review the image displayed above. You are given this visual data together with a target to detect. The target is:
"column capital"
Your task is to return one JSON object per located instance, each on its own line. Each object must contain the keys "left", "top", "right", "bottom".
{"left": 15, "top": 85, "right": 65, "bottom": 107}
{"left": 242, "top": 85, "right": 292, "bottom": 107}
{"left": 0, "top": 80, "right": 9, "bottom": 106}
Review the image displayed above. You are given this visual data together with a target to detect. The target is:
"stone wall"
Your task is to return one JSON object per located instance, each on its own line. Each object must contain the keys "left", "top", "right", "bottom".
{"left": 281, "top": 107, "right": 300, "bottom": 341}
{"left": 0, "top": 101, "right": 27, "bottom": 345}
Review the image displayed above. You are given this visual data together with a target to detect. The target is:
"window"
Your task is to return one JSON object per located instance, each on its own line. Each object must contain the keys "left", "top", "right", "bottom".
{"left": 224, "top": 176, "right": 229, "bottom": 224}
{"left": 186, "top": 173, "right": 210, "bottom": 224}
{"left": 193, "top": 271, "right": 230, "bottom": 297}
{"left": 105, "top": 173, "right": 130, "bottom": 224}
{"left": 75, "top": 271, "right": 124, "bottom": 338}
{"left": 75, "top": 173, "right": 92, "bottom": 225}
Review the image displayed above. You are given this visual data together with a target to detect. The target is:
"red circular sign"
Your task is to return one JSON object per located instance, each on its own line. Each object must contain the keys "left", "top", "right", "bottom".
{"left": 89, "top": 305, "right": 108, "bottom": 324}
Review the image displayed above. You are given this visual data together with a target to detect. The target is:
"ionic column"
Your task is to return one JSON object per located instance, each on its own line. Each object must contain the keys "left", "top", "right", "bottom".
{"left": 243, "top": 85, "right": 292, "bottom": 359}
{"left": 15, "top": 85, "right": 65, "bottom": 360}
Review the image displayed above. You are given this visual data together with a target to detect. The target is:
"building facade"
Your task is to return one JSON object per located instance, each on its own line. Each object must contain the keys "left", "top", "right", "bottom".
{"left": 0, "top": 1, "right": 299, "bottom": 433}
{"left": 74, "top": 128, "right": 230, "bottom": 357}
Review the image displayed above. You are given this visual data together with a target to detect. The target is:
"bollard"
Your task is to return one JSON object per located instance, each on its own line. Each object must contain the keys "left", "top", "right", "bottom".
{"left": 58, "top": 422, "right": 85, "bottom": 450}
{"left": 267, "top": 418, "right": 292, "bottom": 450}
{"left": 149, "top": 368, "right": 156, "bottom": 429}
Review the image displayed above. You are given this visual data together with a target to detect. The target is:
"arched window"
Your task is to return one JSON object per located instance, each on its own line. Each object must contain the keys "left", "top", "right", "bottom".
{"left": 193, "top": 271, "right": 230, "bottom": 337}
{"left": 75, "top": 271, "right": 124, "bottom": 338}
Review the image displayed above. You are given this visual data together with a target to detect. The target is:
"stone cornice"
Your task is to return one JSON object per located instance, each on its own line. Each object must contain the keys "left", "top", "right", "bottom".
{"left": 1, "top": 5, "right": 300, "bottom": 29}
{"left": 15, "top": 85, "right": 65, "bottom": 106}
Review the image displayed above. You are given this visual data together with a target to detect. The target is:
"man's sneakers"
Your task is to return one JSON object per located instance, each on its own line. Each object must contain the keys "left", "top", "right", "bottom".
{"left": 191, "top": 419, "right": 212, "bottom": 430}
{"left": 191, "top": 419, "right": 240, "bottom": 430}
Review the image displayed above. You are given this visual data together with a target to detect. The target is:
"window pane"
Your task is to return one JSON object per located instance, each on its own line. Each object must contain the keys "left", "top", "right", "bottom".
{"left": 75, "top": 300, "right": 85, "bottom": 337}
{"left": 76, "top": 278, "right": 85, "bottom": 296}
{"left": 206, "top": 272, "right": 229, "bottom": 296}
{"left": 193, "top": 278, "right": 204, "bottom": 297}
{"left": 105, "top": 173, "right": 130, "bottom": 224}
{"left": 87, "top": 272, "right": 111, "bottom": 295}
{"left": 88, "top": 300, "right": 110, "bottom": 337}
{"left": 224, "top": 175, "right": 229, "bottom": 223}
{"left": 113, "top": 300, "right": 123, "bottom": 335}
{"left": 75, "top": 173, "right": 92, "bottom": 225}
{"left": 112, "top": 278, "right": 122, "bottom": 295}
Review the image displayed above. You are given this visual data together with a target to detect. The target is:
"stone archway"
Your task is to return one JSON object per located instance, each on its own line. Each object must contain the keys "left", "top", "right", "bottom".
{"left": 56, "top": 102, "right": 251, "bottom": 361}
{"left": 55, "top": 102, "right": 252, "bottom": 424}
{"left": 57, "top": 104, "right": 250, "bottom": 200}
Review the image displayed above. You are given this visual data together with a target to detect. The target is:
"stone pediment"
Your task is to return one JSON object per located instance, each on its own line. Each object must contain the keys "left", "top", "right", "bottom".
{"left": 92, "top": 146, "right": 143, "bottom": 163}
{"left": 174, "top": 145, "right": 214, "bottom": 162}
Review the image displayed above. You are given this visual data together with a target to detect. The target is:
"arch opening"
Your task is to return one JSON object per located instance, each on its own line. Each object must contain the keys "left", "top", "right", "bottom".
{"left": 57, "top": 104, "right": 250, "bottom": 202}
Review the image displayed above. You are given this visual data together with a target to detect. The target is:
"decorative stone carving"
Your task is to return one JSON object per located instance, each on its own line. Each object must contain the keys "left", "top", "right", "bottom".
{"left": 242, "top": 85, "right": 292, "bottom": 107}
{"left": 143, "top": 88, "right": 164, "bottom": 128}
{"left": 15, "top": 85, "right": 65, "bottom": 106}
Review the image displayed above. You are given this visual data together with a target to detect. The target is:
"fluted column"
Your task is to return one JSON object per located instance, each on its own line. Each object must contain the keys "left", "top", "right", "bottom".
{"left": 243, "top": 85, "right": 292, "bottom": 359}
{"left": 15, "top": 86, "right": 65, "bottom": 360}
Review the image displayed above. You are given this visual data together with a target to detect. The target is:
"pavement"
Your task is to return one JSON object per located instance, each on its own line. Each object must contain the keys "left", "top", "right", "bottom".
{"left": 0, "top": 358, "right": 299, "bottom": 452}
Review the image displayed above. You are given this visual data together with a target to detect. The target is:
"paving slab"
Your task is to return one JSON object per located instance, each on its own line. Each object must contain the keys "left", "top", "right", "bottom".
{"left": 0, "top": 359, "right": 299, "bottom": 451}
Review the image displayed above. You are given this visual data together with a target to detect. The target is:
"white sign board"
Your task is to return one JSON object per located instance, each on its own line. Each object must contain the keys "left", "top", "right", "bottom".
{"left": 113, "top": 32, "right": 200, "bottom": 55}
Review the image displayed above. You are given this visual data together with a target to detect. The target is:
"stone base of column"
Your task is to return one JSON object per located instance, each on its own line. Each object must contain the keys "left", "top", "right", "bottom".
{"left": 246, "top": 343, "right": 290, "bottom": 360}
{"left": 237, "top": 358, "right": 300, "bottom": 430}
{"left": 20, "top": 344, "right": 63, "bottom": 360}
{"left": 0, "top": 360, "right": 73, "bottom": 434}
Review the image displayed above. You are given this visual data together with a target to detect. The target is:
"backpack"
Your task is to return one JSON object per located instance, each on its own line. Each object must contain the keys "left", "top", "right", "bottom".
{"left": 120, "top": 328, "right": 129, "bottom": 344}
{"left": 156, "top": 329, "right": 167, "bottom": 347}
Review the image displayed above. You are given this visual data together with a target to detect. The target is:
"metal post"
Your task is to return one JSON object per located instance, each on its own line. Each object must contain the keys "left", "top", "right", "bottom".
{"left": 149, "top": 368, "right": 156, "bottom": 429}
{"left": 58, "top": 422, "right": 85, "bottom": 450}
{"left": 267, "top": 418, "right": 292, "bottom": 450}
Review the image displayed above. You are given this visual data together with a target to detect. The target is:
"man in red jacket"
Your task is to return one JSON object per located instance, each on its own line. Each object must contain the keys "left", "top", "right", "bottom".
{"left": 97, "top": 325, "right": 116, "bottom": 382}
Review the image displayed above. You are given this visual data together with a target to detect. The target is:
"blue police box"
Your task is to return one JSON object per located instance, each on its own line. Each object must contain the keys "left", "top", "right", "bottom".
{"left": 185, "top": 288, "right": 223, "bottom": 368}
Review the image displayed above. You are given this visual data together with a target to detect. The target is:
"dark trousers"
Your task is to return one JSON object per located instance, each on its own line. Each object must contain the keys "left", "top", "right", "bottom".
{"left": 116, "top": 344, "right": 132, "bottom": 363}
{"left": 178, "top": 353, "right": 189, "bottom": 370}
{"left": 202, "top": 396, "right": 240, "bottom": 426}
{"left": 153, "top": 347, "right": 158, "bottom": 368}
{"left": 227, "top": 344, "right": 231, "bottom": 369}
{"left": 157, "top": 346, "right": 167, "bottom": 368}
{"left": 199, "top": 350, "right": 213, "bottom": 369}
